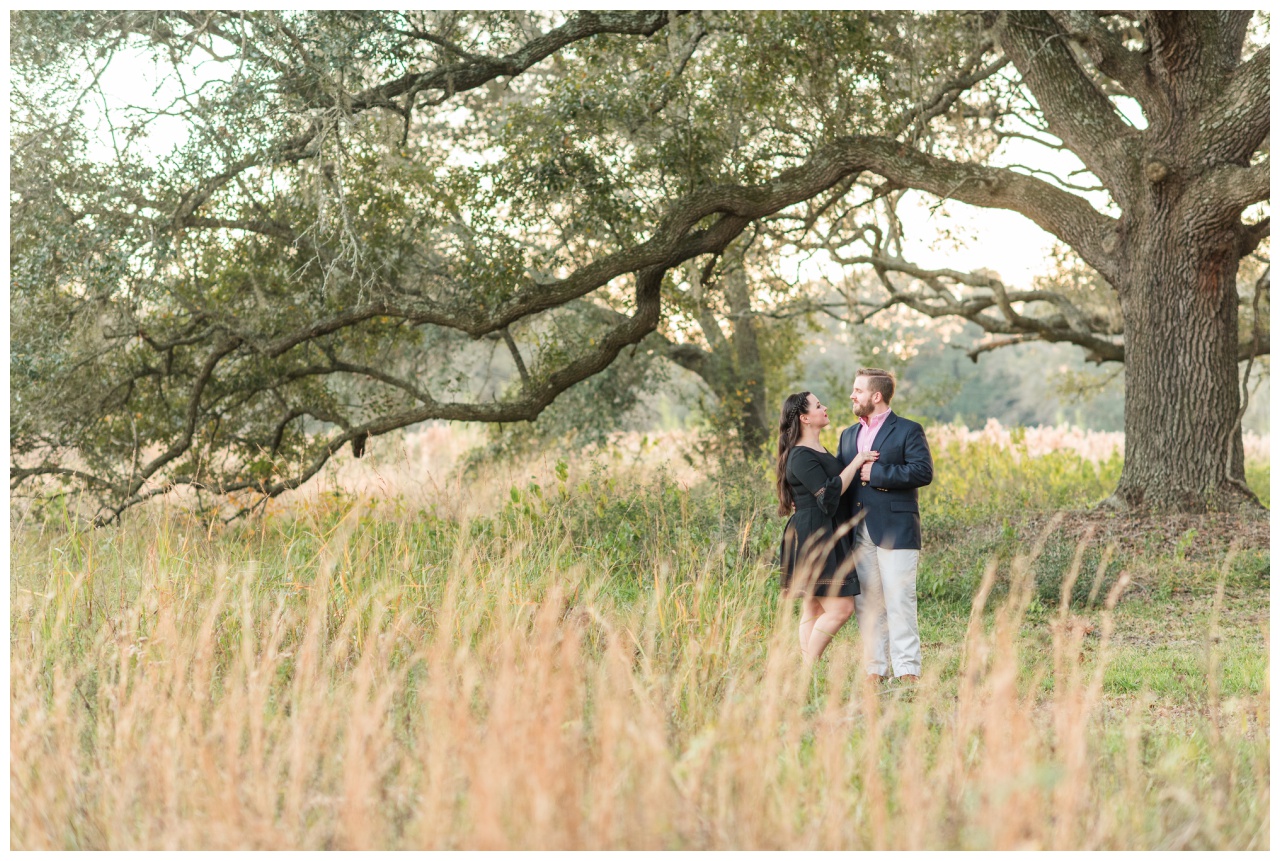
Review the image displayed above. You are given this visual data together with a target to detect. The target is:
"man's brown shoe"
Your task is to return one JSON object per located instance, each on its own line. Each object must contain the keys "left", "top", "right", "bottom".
{"left": 866, "top": 673, "right": 889, "bottom": 684}
{"left": 896, "top": 674, "right": 920, "bottom": 684}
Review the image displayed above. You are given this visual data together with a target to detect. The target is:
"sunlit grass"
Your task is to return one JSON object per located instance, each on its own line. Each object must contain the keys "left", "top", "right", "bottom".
{"left": 10, "top": 428, "right": 1269, "bottom": 849}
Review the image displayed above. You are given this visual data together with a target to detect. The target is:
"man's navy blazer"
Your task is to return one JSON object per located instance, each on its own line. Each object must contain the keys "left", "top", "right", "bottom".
{"left": 836, "top": 411, "right": 934, "bottom": 551}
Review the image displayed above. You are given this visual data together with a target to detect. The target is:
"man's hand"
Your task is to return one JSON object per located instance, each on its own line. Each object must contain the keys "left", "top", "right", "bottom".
{"left": 860, "top": 461, "right": 874, "bottom": 482}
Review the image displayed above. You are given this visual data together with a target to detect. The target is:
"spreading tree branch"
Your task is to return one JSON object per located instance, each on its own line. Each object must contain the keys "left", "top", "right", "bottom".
{"left": 1048, "top": 11, "right": 1158, "bottom": 107}
{"left": 1194, "top": 44, "right": 1270, "bottom": 165}
{"left": 1243, "top": 217, "right": 1270, "bottom": 255}
{"left": 992, "top": 11, "right": 1139, "bottom": 198}
{"left": 1197, "top": 159, "right": 1270, "bottom": 214}
{"left": 852, "top": 255, "right": 1125, "bottom": 364}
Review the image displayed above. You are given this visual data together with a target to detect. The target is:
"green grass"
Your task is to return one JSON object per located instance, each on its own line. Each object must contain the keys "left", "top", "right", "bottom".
{"left": 1247, "top": 461, "right": 1270, "bottom": 508}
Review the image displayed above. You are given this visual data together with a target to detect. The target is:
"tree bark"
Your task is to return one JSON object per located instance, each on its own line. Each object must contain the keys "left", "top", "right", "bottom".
{"left": 990, "top": 11, "right": 1268, "bottom": 513}
{"left": 1113, "top": 216, "right": 1256, "bottom": 511}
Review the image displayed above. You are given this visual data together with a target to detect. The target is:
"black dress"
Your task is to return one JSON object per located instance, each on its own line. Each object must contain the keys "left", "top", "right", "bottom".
{"left": 779, "top": 446, "right": 859, "bottom": 598}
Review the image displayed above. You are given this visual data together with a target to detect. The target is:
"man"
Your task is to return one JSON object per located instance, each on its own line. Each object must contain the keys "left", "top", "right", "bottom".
{"left": 836, "top": 368, "right": 934, "bottom": 684}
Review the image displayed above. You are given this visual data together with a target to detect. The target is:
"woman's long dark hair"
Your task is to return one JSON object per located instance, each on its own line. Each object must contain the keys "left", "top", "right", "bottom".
{"left": 776, "top": 391, "right": 812, "bottom": 516}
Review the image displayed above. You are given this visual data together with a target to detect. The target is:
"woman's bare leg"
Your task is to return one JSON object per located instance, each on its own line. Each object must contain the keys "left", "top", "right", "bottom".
{"left": 799, "top": 596, "right": 822, "bottom": 653}
{"left": 803, "top": 596, "right": 856, "bottom": 665}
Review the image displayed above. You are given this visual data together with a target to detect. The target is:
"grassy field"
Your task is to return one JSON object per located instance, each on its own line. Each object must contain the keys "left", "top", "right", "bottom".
{"left": 10, "top": 426, "right": 1270, "bottom": 849}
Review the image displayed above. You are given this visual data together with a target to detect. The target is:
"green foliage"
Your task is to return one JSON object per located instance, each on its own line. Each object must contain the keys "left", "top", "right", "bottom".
{"left": 925, "top": 439, "right": 1124, "bottom": 523}
{"left": 9, "top": 10, "right": 1271, "bottom": 524}
{"left": 1245, "top": 460, "right": 1269, "bottom": 507}
{"left": 688, "top": 308, "right": 808, "bottom": 462}
{"left": 474, "top": 330, "right": 673, "bottom": 461}
{"left": 906, "top": 333, "right": 1128, "bottom": 432}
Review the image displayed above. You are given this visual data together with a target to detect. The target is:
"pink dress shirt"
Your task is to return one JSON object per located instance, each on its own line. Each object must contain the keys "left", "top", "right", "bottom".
{"left": 856, "top": 409, "right": 892, "bottom": 454}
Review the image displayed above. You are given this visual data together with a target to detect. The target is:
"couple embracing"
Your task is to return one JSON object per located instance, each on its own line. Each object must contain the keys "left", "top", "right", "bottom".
{"left": 776, "top": 367, "right": 934, "bottom": 684}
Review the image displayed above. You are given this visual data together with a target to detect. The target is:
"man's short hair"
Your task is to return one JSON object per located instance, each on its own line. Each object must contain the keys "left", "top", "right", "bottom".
{"left": 857, "top": 367, "right": 896, "bottom": 404}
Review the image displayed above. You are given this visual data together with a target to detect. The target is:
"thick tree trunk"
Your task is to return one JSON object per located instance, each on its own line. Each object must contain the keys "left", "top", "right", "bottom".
{"left": 1113, "top": 214, "right": 1257, "bottom": 512}
{"left": 976, "top": 11, "right": 1268, "bottom": 513}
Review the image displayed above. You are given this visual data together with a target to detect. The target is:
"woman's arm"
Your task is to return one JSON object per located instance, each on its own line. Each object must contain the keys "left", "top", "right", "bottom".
{"left": 792, "top": 448, "right": 879, "bottom": 516}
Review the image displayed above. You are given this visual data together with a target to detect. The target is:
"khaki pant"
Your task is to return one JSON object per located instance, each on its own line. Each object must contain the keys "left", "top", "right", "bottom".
{"left": 853, "top": 522, "right": 921, "bottom": 677}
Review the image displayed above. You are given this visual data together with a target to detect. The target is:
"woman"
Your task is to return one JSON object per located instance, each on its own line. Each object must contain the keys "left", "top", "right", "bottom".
{"left": 777, "top": 391, "right": 878, "bottom": 664}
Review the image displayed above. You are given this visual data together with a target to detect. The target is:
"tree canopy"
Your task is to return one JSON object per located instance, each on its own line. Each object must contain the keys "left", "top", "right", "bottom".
{"left": 10, "top": 11, "right": 1270, "bottom": 520}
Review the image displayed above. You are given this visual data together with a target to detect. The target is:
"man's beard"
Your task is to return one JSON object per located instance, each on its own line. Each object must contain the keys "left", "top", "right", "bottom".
{"left": 852, "top": 399, "right": 873, "bottom": 418}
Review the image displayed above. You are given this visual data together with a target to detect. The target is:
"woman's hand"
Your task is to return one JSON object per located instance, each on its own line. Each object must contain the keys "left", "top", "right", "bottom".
{"left": 841, "top": 450, "right": 879, "bottom": 492}
{"left": 850, "top": 450, "right": 880, "bottom": 471}
{"left": 837, "top": 450, "right": 877, "bottom": 492}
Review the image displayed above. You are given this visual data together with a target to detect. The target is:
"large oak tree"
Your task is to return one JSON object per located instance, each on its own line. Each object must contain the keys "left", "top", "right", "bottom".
{"left": 10, "top": 11, "right": 1269, "bottom": 520}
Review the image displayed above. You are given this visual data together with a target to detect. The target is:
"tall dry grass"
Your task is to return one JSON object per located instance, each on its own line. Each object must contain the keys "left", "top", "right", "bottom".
{"left": 11, "top": 493, "right": 1268, "bottom": 849}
